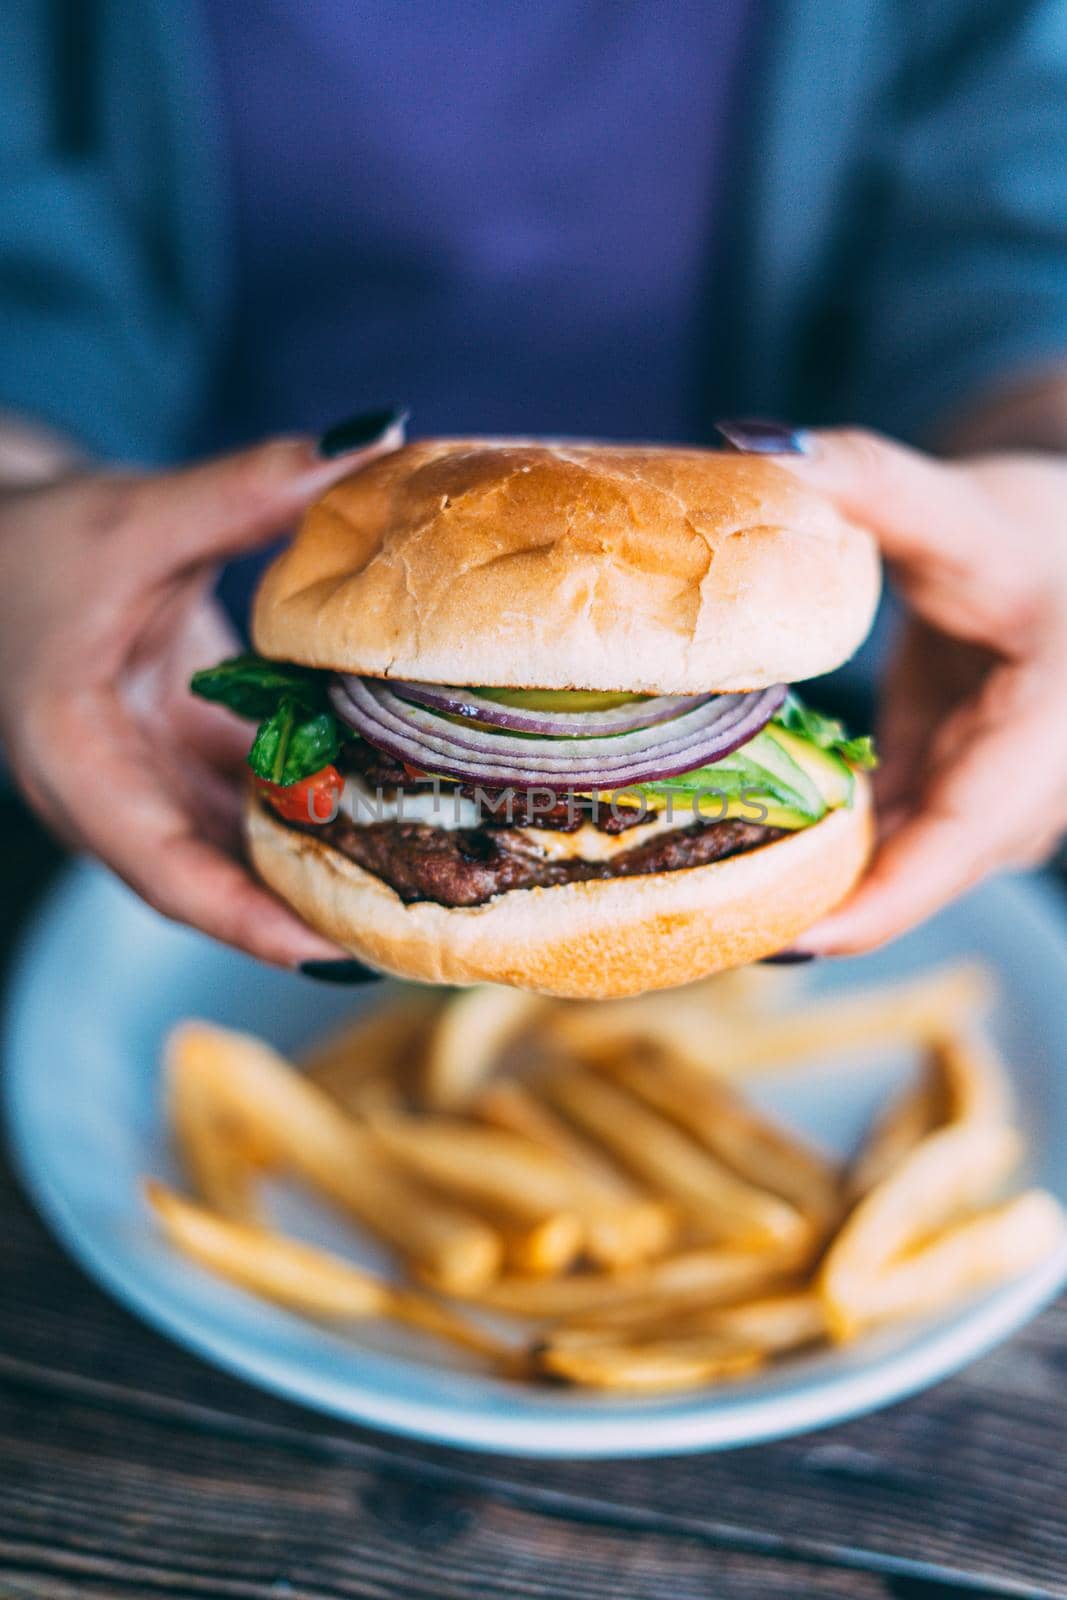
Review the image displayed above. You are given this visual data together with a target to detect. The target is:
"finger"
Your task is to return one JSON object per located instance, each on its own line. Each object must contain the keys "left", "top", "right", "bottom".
{"left": 42, "top": 691, "right": 348, "bottom": 966}
{"left": 801, "top": 663, "right": 1067, "bottom": 955}
{"left": 150, "top": 732, "right": 248, "bottom": 855}
{"left": 775, "top": 429, "right": 1046, "bottom": 653}
{"left": 874, "top": 624, "right": 994, "bottom": 815}
{"left": 125, "top": 593, "right": 254, "bottom": 775}
{"left": 774, "top": 429, "right": 988, "bottom": 569}
{"left": 122, "top": 413, "right": 407, "bottom": 577}
{"left": 168, "top": 695, "right": 254, "bottom": 782}
{"left": 872, "top": 627, "right": 937, "bottom": 816}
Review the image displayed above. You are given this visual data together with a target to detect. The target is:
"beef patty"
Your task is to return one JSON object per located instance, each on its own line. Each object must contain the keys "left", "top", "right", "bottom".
{"left": 285, "top": 808, "right": 782, "bottom": 908}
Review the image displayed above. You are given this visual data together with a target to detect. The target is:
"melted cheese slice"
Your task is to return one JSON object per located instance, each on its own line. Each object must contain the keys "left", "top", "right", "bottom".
{"left": 340, "top": 776, "right": 481, "bottom": 831}
{"left": 338, "top": 777, "right": 681, "bottom": 862}
{"left": 514, "top": 811, "right": 682, "bottom": 862}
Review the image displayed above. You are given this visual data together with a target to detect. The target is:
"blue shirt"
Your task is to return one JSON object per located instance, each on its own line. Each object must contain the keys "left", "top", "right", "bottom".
{"left": 7, "top": 1, "right": 1067, "bottom": 468}
{"left": 200, "top": 0, "right": 755, "bottom": 448}
{"left": 8, "top": 0, "right": 1067, "bottom": 718}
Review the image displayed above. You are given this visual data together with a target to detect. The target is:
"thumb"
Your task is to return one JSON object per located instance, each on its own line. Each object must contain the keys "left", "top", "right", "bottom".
{"left": 126, "top": 409, "right": 407, "bottom": 576}
{"left": 764, "top": 427, "right": 986, "bottom": 575}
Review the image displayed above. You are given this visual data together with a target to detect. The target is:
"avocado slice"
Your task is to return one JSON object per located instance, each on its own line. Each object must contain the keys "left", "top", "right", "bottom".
{"left": 628, "top": 729, "right": 826, "bottom": 830}
{"left": 727, "top": 729, "right": 826, "bottom": 819}
{"left": 764, "top": 725, "right": 855, "bottom": 809}
{"left": 627, "top": 787, "right": 819, "bottom": 831}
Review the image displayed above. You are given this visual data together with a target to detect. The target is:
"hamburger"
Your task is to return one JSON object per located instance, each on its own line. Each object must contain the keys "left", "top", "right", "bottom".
{"left": 192, "top": 440, "right": 880, "bottom": 997}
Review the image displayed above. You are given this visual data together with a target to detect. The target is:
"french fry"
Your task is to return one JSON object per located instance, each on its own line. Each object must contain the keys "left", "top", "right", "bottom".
{"left": 386, "top": 1288, "right": 528, "bottom": 1372}
{"left": 302, "top": 993, "right": 440, "bottom": 1108}
{"left": 145, "top": 1182, "right": 511, "bottom": 1362}
{"left": 703, "top": 964, "right": 997, "bottom": 1077}
{"left": 170, "top": 1100, "right": 261, "bottom": 1223}
{"left": 422, "top": 986, "right": 549, "bottom": 1109}
{"left": 367, "top": 1113, "right": 587, "bottom": 1275}
{"left": 474, "top": 1079, "right": 677, "bottom": 1266}
{"left": 688, "top": 1288, "right": 828, "bottom": 1352}
{"left": 153, "top": 948, "right": 1049, "bottom": 1393}
{"left": 545, "top": 968, "right": 802, "bottom": 1070}
{"left": 473, "top": 1078, "right": 628, "bottom": 1189}
{"left": 371, "top": 1116, "right": 603, "bottom": 1223}
{"left": 462, "top": 1239, "right": 811, "bottom": 1319}
{"left": 539, "top": 1065, "right": 811, "bottom": 1250}
{"left": 683, "top": 964, "right": 808, "bottom": 1013}
{"left": 372, "top": 1113, "right": 673, "bottom": 1275}
{"left": 166, "top": 1025, "right": 501, "bottom": 1293}
{"left": 552, "top": 1288, "right": 827, "bottom": 1351}
{"left": 168, "top": 1044, "right": 263, "bottom": 1223}
{"left": 847, "top": 1066, "right": 940, "bottom": 1201}
{"left": 579, "top": 1204, "right": 679, "bottom": 1273}
{"left": 502, "top": 1213, "right": 585, "bottom": 1278}
{"left": 545, "top": 997, "right": 686, "bottom": 1069}
{"left": 848, "top": 1020, "right": 1008, "bottom": 1212}
{"left": 821, "top": 1120, "right": 1024, "bottom": 1338}
{"left": 830, "top": 1190, "right": 1067, "bottom": 1333}
{"left": 535, "top": 1338, "right": 762, "bottom": 1391}
{"left": 167, "top": 1026, "right": 276, "bottom": 1170}
{"left": 606, "top": 1055, "right": 841, "bottom": 1229}
{"left": 335, "top": 1073, "right": 407, "bottom": 1123}
{"left": 931, "top": 1025, "right": 1014, "bottom": 1127}
{"left": 376, "top": 1113, "right": 648, "bottom": 1281}
{"left": 551, "top": 963, "right": 994, "bottom": 1078}
{"left": 148, "top": 1179, "right": 387, "bottom": 1313}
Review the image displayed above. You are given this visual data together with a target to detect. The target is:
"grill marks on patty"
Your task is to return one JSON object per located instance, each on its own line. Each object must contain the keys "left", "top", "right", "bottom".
{"left": 287, "top": 809, "right": 783, "bottom": 908}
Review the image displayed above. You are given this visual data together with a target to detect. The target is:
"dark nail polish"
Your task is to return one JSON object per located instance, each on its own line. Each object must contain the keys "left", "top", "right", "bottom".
{"left": 760, "top": 950, "right": 817, "bottom": 966}
{"left": 716, "top": 419, "right": 810, "bottom": 455}
{"left": 318, "top": 405, "right": 410, "bottom": 459}
{"left": 299, "top": 959, "right": 383, "bottom": 984}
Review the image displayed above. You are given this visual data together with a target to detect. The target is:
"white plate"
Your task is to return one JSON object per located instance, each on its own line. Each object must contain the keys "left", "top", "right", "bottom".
{"left": 5, "top": 863, "right": 1067, "bottom": 1458}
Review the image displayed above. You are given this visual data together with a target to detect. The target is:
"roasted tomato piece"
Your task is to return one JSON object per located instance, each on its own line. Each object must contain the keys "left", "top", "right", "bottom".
{"left": 256, "top": 764, "right": 343, "bottom": 824}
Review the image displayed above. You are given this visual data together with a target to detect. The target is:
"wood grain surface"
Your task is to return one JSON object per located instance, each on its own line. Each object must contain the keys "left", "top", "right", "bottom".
{"left": 1, "top": 795, "right": 1065, "bottom": 1600}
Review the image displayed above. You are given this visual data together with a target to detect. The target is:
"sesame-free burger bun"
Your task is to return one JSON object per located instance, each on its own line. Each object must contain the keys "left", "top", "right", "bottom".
{"left": 247, "top": 775, "right": 872, "bottom": 999}
{"left": 252, "top": 440, "right": 880, "bottom": 693}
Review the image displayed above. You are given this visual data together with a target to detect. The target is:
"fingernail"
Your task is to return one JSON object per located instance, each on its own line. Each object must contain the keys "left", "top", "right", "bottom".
{"left": 318, "top": 406, "right": 410, "bottom": 459}
{"left": 760, "top": 949, "right": 817, "bottom": 966}
{"left": 716, "top": 419, "right": 811, "bottom": 456}
{"left": 298, "top": 959, "right": 383, "bottom": 984}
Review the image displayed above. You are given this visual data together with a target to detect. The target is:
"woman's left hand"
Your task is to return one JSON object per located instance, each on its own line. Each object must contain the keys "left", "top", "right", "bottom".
{"left": 772, "top": 431, "right": 1067, "bottom": 955}
{"left": 0, "top": 433, "right": 401, "bottom": 966}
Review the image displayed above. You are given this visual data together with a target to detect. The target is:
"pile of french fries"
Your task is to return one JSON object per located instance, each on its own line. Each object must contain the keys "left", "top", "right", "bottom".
{"left": 146, "top": 962, "right": 1066, "bottom": 1393}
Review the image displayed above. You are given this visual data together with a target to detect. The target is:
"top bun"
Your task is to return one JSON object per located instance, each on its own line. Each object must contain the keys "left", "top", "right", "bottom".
{"left": 253, "top": 440, "right": 881, "bottom": 692}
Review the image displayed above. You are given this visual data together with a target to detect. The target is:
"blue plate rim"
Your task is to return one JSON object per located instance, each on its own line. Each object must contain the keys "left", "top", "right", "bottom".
{"left": 6, "top": 863, "right": 1067, "bottom": 1459}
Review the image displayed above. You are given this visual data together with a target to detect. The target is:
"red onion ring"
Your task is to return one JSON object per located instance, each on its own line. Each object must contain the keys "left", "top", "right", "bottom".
{"left": 378, "top": 678, "right": 709, "bottom": 735}
{"left": 330, "top": 677, "right": 785, "bottom": 791}
{"left": 336, "top": 679, "right": 758, "bottom": 772}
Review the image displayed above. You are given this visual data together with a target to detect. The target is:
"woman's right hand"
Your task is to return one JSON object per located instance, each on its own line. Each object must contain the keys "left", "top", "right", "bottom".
{"left": 0, "top": 428, "right": 401, "bottom": 966}
{"left": 773, "top": 430, "right": 1067, "bottom": 955}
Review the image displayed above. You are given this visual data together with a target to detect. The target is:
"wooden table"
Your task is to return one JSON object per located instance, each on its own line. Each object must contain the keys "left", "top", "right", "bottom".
{"left": 3, "top": 792, "right": 1066, "bottom": 1600}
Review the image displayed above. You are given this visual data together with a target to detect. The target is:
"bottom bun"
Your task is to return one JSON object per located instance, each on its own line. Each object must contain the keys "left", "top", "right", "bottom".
{"left": 247, "top": 777, "right": 872, "bottom": 999}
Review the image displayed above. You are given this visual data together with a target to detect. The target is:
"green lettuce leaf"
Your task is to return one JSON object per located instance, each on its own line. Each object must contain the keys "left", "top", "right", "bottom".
{"left": 189, "top": 654, "right": 325, "bottom": 720}
{"left": 191, "top": 653, "right": 343, "bottom": 786}
{"left": 774, "top": 692, "right": 878, "bottom": 770}
{"left": 247, "top": 701, "right": 341, "bottom": 786}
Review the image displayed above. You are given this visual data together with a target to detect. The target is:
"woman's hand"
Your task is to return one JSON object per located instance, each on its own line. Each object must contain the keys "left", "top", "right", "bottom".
{"left": 776, "top": 432, "right": 1067, "bottom": 955}
{"left": 0, "top": 430, "right": 401, "bottom": 966}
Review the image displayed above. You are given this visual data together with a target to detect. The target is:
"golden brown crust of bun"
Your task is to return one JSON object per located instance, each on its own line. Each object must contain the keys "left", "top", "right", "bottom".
{"left": 252, "top": 440, "right": 881, "bottom": 692}
{"left": 247, "top": 776, "right": 872, "bottom": 999}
